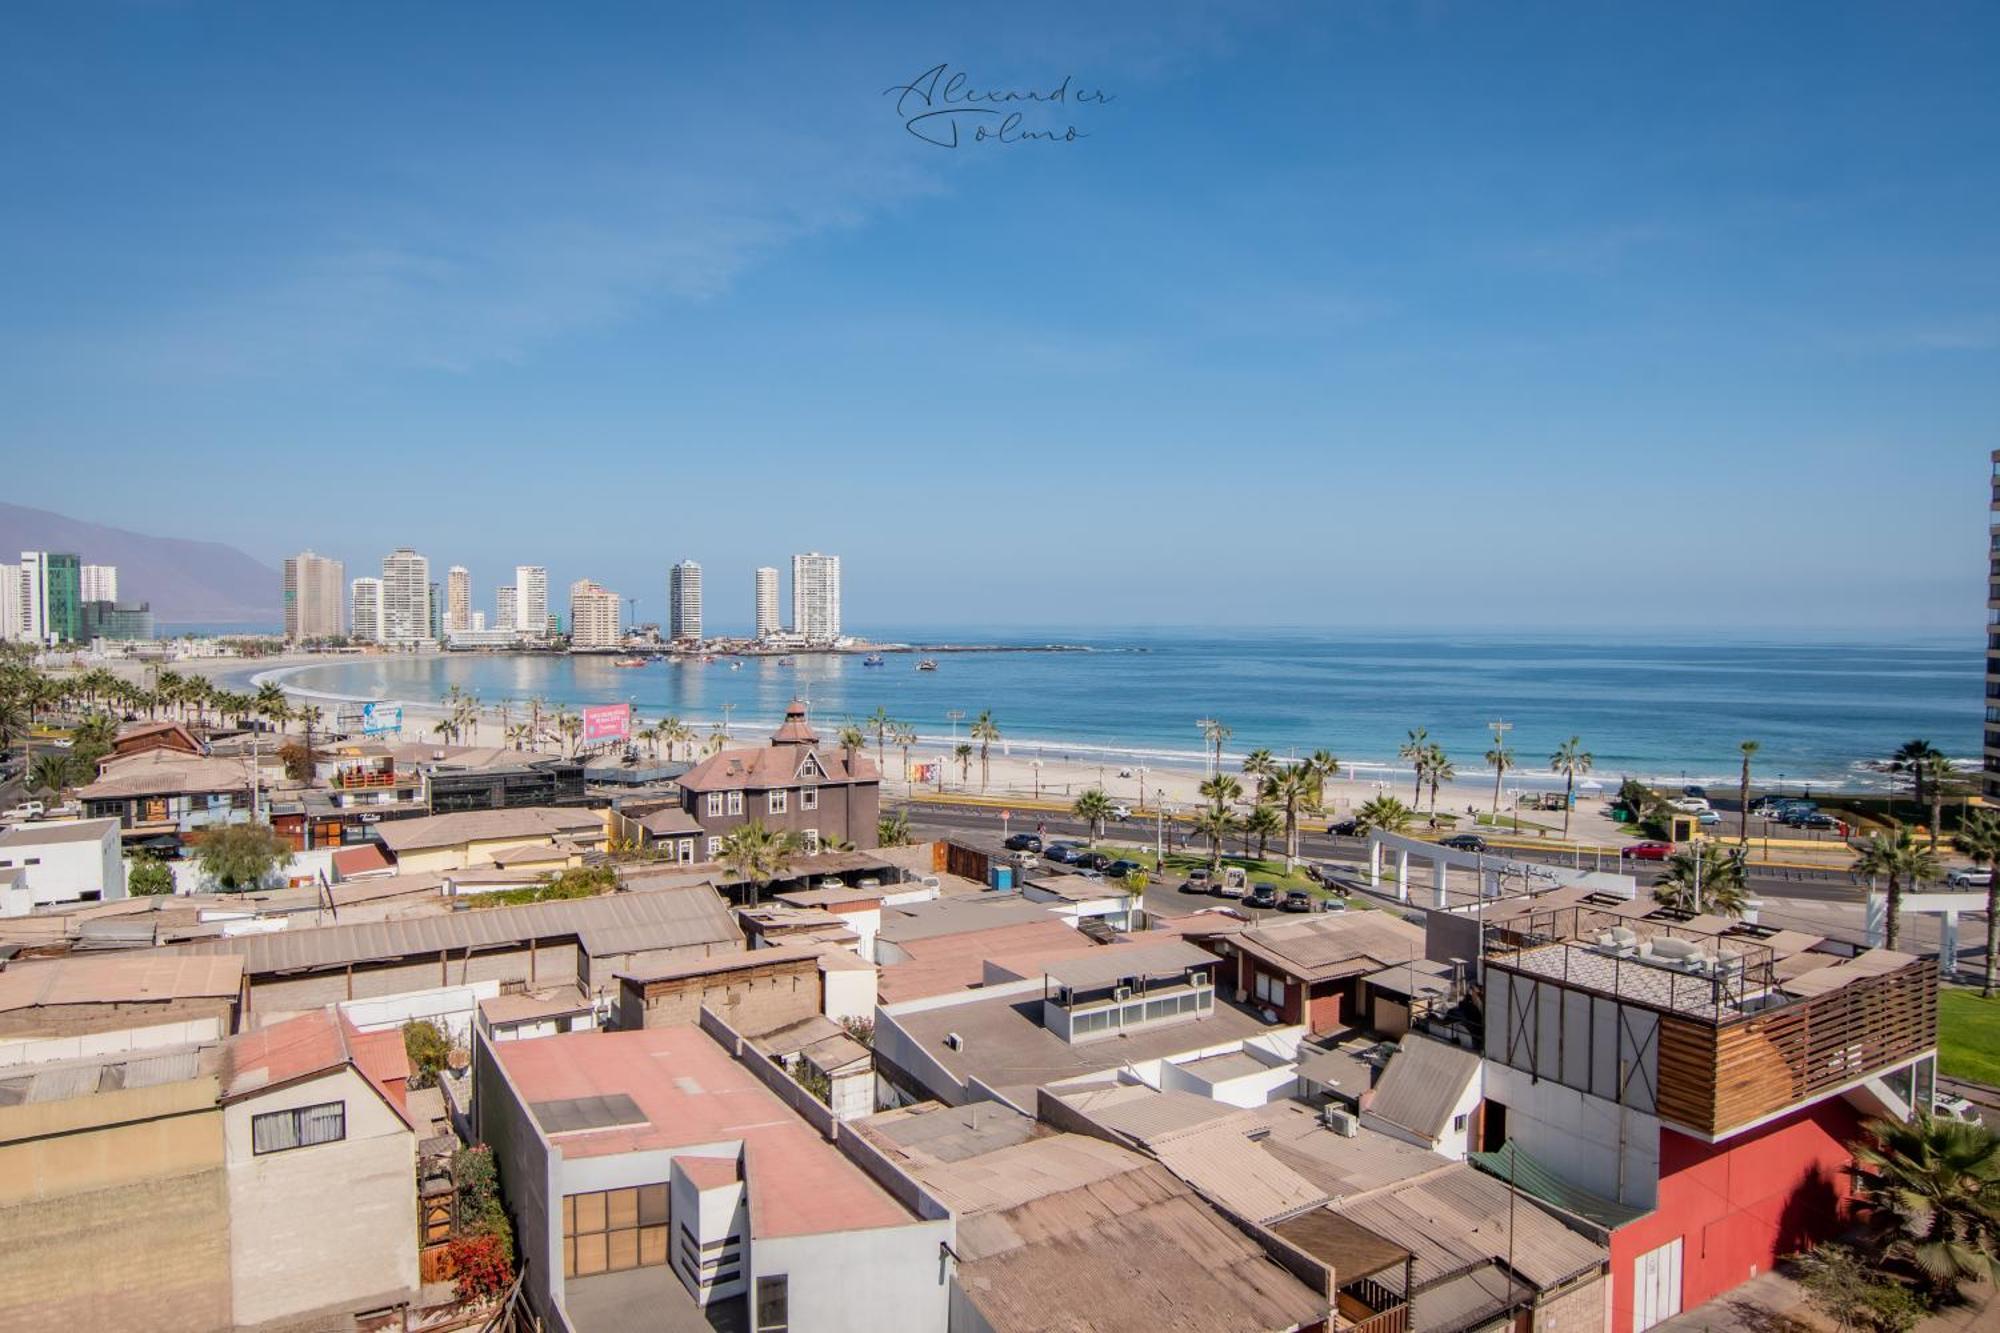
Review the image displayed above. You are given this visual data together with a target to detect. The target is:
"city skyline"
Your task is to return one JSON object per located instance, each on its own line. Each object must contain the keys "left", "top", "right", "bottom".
{"left": 2, "top": 4, "right": 1993, "bottom": 631}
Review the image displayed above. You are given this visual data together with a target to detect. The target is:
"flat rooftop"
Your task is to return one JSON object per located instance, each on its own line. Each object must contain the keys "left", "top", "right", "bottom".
{"left": 875, "top": 894, "right": 1055, "bottom": 945}
{"left": 889, "top": 987, "right": 1277, "bottom": 1108}
{"left": 491, "top": 1026, "right": 916, "bottom": 1241}
{"left": 0, "top": 818, "right": 120, "bottom": 847}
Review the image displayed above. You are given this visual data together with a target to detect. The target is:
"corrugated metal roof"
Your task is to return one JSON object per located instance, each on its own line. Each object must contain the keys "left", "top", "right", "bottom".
{"left": 1151, "top": 1125, "right": 1330, "bottom": 1223}
{"left": 1336, "top": 1163, "right": 1606, "bottom": 1292}
{"left": 1466, "top": 1140, "right": 1647, "bottom": 1231}
{"left": 1042, "top": 939, "right": 1216, "bottom": 990}
{"left": 167, "top": 885, "right": 737, "bottom": 974}
{"left": 0, "top": 953, "right": 242, "bottom": 1012}
{"left": 374, "top": 806, "right": 603, "bottom": 853}
{"left": 1363, "top": 1036, "right": 1481, "bottom": 1142}
{"left": 1236, "top": 912, "right": 1427, "bottom": 981}
{"left": 1059, "top": 1085, "right": 1240, "bottom": 1143}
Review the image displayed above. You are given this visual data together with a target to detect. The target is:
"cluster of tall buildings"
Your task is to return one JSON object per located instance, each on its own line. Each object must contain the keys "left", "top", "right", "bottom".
{"left": 2, "top": 553, "right": 150, "bottom": 645}
{"left": 665, "top": 551, "right": 841, "bottom": 646}
{"left": 281, "top": 547, "right": 843, "bottom": 649}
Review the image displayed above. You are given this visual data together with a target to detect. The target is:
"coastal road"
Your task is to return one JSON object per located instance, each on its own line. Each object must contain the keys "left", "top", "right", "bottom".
{"left": 892, "top": 799, "right": 1874, "bottom": 906}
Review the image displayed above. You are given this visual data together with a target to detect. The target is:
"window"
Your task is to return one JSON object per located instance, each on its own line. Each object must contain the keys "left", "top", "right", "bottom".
{"left": 707, "top": 837, "right": 722, "bottom": 859}
{"left": 252, "top": 1101, "right": 346, "bottom": 1155}
{"left": 563, "top": 1184, "right": 670, "bottom": 1278}
{"left": 677, "top": 839, "right": 694, "bottom": 864}
{"left": 1452, "top": 1113, "right": 1469, "bottom": 1133}
{"left": 803, "top": 828, "right": 820, "bottom": 854}
{"left": 726, "top": 791, "right": 744, "bottom": 816}
{"left": 756, "top": 1275, "right": 789, "bottom": 1332}
{"left": 800, "top": 786, "right": 818, "bottom": 811}
{"left": 1254, "top": 972, "right": 1285, "bottom": 1006}
{"left": 706, "top": 792, "right": 723, "bottom": 817}
{"left": 768, "top": 789, "right": 788, "bottom": 815}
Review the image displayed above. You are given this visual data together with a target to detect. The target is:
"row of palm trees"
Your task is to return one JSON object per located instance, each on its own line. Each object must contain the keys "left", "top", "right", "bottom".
{"left": 845, "top": 706, "right": 1002, "bottom": 791}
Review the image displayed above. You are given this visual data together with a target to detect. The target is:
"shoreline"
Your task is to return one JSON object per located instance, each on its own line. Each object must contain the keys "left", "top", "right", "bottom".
{"left": 162, "top": 654, "right": 1926, "bottom": 799}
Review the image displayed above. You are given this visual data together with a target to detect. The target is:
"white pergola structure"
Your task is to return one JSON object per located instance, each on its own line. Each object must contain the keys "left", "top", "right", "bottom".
{"left": 1365, "top": 830, "right": 1637, "bottom": 910}
{"left": 1865, "top": 891, "right": 1985, "bottom": 978}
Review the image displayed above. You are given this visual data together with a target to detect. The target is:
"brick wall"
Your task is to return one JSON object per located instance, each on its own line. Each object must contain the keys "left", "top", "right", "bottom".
{"left": 627, "top": 957, "right": 823, "bottom": 1033}
{"left": 1533, "top": 1272, "right": 1608, "bottom": 1333}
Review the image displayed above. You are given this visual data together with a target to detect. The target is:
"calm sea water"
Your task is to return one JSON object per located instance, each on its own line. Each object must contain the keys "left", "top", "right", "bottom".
{"left": 239, "top": 629, "right": 1982, "bottom": 790}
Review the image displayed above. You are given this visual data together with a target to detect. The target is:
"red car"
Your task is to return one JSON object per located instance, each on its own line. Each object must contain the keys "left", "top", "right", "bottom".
{"left": 1621, "top": 841, "right": 1674, "bottom": 861}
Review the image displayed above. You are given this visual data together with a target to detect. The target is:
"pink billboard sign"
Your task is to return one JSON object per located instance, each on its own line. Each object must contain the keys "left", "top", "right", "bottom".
{"left": 582, "top": 703, "right": 631, "bottom": 744}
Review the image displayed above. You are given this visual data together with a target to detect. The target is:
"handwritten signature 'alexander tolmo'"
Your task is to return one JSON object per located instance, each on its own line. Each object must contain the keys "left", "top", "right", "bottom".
{"left": 884, "top": 64, "right": 1112, "bottom": 148}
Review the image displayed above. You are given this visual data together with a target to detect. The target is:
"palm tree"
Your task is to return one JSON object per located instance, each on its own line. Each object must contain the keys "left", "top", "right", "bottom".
{"left": 718, "top": 820, "right": 802, "bottom": 907}
{"left": 556, "top": 710, "right": 583, "bottom": 757}
{"left": 1852, "top": 823, "right": 1941, "bottom": 952}
{"left": 1424, "top": 743, "right": 1454, "bottom": 814}
{"left": 1072, "top": 788, "right": 1114, "bottom": 845}
{"left": 1191, "top": 805, "right": 1237, "bottom": 871}
{"left": 1244, "top": 802, "right": 1283, "bottom": 859}
{"left": 1200, "top": 718, "right": 1233, "bottom": 776}
{"left": 1354, "top": 795, "right": 1414, "bottom": 835}
{"left": 1651, "top": 843, "right": 1750, "bottom": 917}
{"left": 1261, "top": 756, "right": 1333, "bottom": 869}
{"left": 835, "top": 723, "right": 867, "bottom": 769}
{"left": 1850, "top": 1114, "right": 2000, "bottom": 1296}
{"left": 953, "top": 743, "right": 973, "bottom": 785}
{"left": 864, "top": 707, "right": 894, "bottom": 776}
{"left": 1737, "top": 740, "right": 1759, "bottom": 848}
{"left": 1893, "top": 739, "right": 1946, "bottom": 821}
{"left": 892, "top": 725, "right": 918, "bottom": 789}
{"left": 661, "top": 716, "right": 693, "bottom": 762}
{"left": 298, "top": 704, "right": 324, "bottom": 777}
{"left": 638, "top": 721, "right": 662, "bottom": 759}
{"left": 877, "top": 811, "right": 913, "bottom": 847}
{"left": 1953, "top": 808, "right": 2000, "bottom": 997}
{"left": 1399, "top": 727, "right": 1430, "bottom": 804}
{"left": 29, "top": 751, "right": 80, "bottom": 799}
{"left": 1921, "top": 751, "right": 1954, "bottom": 850}
{"left": 1198, "top": 774, "right": 1242, "bottom": 817}
{"left": 1485, "top": 743, "right": 1515, "bottom": 814}
{"left": 1241, "top": 748, "right": 1276, "bottom": 782}
{"left": 256, "top": 683, "right": 289, "bottom": 735}
{"left": 1549, "top": 736, "right": 1593, "bottom": 840}
{"left": 970, "top": 711, "right": 1000, "bottom": 793}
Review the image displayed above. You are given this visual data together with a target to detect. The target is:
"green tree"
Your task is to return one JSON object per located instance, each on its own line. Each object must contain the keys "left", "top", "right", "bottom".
{"left": 952, "top": 742, "right": 973, "bottom": 785}
{"left": 1955, "top": 808, "right": 2000, "bottom": 997}
{"left": 1244, "top": 802, "right": 1283, "bottom": 858}
{"left": 1200, "top": 718, "right": 1232, "bottom": 776}
{"left": 970, "top": 711, "right": 1000, "bottom": 793}
{"left": 1792, "top": 1242, "right": 1927, "bottom": 1333}
{"left": 1485, "top": 743, "right": 1515, "bottom": 814}
{"left": 256, "top": 683, "right": 290, "bottom": 735}
{"left": 1198, "top": 773, "right": 1243, "bottom": 813}
{"left": 1920, "top": 751, "right": 1954, "bottom": 850}
{"left": 402, "top": 1018, "right": 452, "bottom": 1090}
{"left": 1260, "top": 755, "right": 1334, "bottom": 869}
{"left": 126, "top": 852, "right": 175, "bottom": 896}
{"left": 1737, "top": 740, "right": 1760, "bottom": 848}
{"left": 1241, "top": 748, "right": 1276, "bottom": 782}
{"left": 1852, "top": 823, "right": 1941, "bottom": 952}
{"left": 1354, "top": 795, "right": 1415, "bottom": 835}
{"left": 1423, "top": 743, "right": 1454, "bottom": 815}
{"left": 193, "top": 822, "right": 294, "bottom": 892}
{"left": 1851, "top": 1114, "right": 2000, "bottom": 1296}
{"left": 864, "top": 706, "right": 894, "bottom": 776}
{"left": 1072, "top": 787, "right": 1114, "bottom": 845}
{"left": 877, "top": 810, "right": 913, "bottom": 847}
{"left": 1651, "top": 843, "right": 1751, "bottom": 918}
{"left": 1549, "top": 736, "right": 1593, "bottom": 839}
{"left": 719, "top": 820, "right": 801, "bottom": 907}
{"left": 1191, "top": 805, "right": 1237, "bottom": 871}
{"left": 29, "top": 750, "right": 82, "bottom": 797}
{"left": 1893, "top": 739, "right": 1945, "bottom": 821}
{"left": 892, "top": 724, "right": 918, "bottom": 788}
{"left": 1398, "top": 727, "right": 1430, "bottom": 805}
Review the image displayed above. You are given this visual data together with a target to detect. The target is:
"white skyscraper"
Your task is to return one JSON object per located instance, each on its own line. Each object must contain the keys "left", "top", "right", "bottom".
{"left": 350, "top": 577, "right": 384, "bottom": 642}
{"left": 0, "top": 569, "right": 19, "bottom": 643}
{"left": 446, "top": 566, "right": 471, "bottom": 634}
{"left": 380, "top": 548, "right": 431, "bottom": 643}
{"left": 791, "top": 552, "right": 842, "bottom": 644}
{"left": 515, "top": 565, "right": 548, "bottom": 636}
{"left": 669, "top": 561, "right": 703, "bottom": 642}
{"left": 496, "top": 585, "right": 518, "bottom": 633}
{"left": 80, "top": 565, "right": 118, "bottom": 603}
{"left": 754, "top": 566, "right": 780, "bottom": 640}
{"left": 568, "top": 579, "right": 622, "bottom": 649}
{"left": 283, "top": 550, "right": 345, "bottom": 642}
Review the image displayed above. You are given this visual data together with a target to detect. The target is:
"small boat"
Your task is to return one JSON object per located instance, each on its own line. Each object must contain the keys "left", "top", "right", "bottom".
{"left": 776, "top": 656, "right": 796, "bottom": 666}
{"left": 916, "top": 658, "right": 938, "bottom": 672}
{"left": 612, "top": 657, "right": 647, "bottom": 668}
{"left": 862, "top": 653, "right": 885, "bottom": 667}
{"left": 728, "top": 660, "right": 742, "bottom": 670}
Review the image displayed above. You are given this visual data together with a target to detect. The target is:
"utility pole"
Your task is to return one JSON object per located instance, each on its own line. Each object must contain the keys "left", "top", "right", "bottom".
{"left": 719, "top": 701, "right": 735, "bottom": 740}
{"left": 1196, "top": 718, "right": 1218, "bottom": 778}
{"left": 946, "top": 710, "right": 965, "bottom": 745}
{"left": 1487, "top": 719, "right": 1513, "bottom": 817}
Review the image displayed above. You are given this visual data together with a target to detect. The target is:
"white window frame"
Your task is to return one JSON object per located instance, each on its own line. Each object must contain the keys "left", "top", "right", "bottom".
{"left": 1254, "top": 972, "right": 1285, "bottom": 1006}
{"left": 726, "top": 791, "right": 743, "bottom": 816}
{"left": 706, "top": 792, "right": 723, "bottom": 817}
{"left": 803, "top": 829, "right": 820, "bottom": 854}
{"left": 251, "top": 1100, "right": 346, "bottom": 1155}
{"left": 768, "top": 789, "right": 788, "bottom": 815}
{"left": 706, "top": 837, "right": 723, "bottom": 859}
{"left": 800, "top": 786, "right": 818, "bottom": 811}
{"left": 677, "top": 839, "right": 694, "bottom": 864}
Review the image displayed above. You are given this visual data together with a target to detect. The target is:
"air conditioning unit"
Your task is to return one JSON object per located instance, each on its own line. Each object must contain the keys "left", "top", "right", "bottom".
{"left": 1323, "top": 1106, "right": 1359, "bottom": 1137}
{"left": 1112, "top": 986, "right": 1132, "bottom": 1002}
{"left": 943, "top": 1032, "right": 963, "bottom": 1052}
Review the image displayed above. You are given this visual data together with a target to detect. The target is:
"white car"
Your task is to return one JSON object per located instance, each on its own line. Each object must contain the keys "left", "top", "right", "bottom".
{"left": 1109, "top": 805, "right": 1132, "bottom": 821}
{"left": 2, "top": 801, "right": 44, "bottom": 821}
{"left": 1933, "top": 1093, "right": 1983, "bottom": 1125}
{"left": 1947, "top": 867, "right": 1993, "bottom": 888}
{"left": 1668, "top": 797, "right": 1712, "bottom": 814}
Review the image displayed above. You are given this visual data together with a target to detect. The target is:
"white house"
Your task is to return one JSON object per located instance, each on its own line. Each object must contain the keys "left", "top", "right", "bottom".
{"left": 1358, "top": 1033, "right": 1484, "bottom": 1160}
{"left": 0, "top": 818, "right": 126, "bottom": 911}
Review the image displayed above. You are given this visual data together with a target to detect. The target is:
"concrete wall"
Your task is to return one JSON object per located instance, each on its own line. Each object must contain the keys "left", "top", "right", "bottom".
{"left": 0, "top": 1080, "right": 230, "bottom": 1332}
{"left": 340, "top": 979, "right": 501, "bottom": 1044}
{"left": 0, "top": 821, "right": 125, "bottom": 905}
{"left": 751, "top": 1220, "right": 952, "bottom": 1333}
{"left": 1486, "top": 1061, "right": 1662, "bottom": 1210}
{"left": 472, "top": 1028, "right": 559, "bottom": 1319}
{"left": 224, "top": 1065, "right": 419, "bottom": 1329}
{"left": 626, "top": 956, "right": 822, "bottom": 1034}
{"left": 1533, "top": 1272, "right": 1610, "bottom": 1333}
{"left": 247, "top": 938, "right": 585, "bottom": 1021}
{"left": 821, "top": 963, "right": 876, "bottom": 1024}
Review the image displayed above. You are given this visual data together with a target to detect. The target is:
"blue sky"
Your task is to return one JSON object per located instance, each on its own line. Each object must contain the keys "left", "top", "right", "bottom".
{"left": 3, "top": 1, "right": 1996, "bottom": 633}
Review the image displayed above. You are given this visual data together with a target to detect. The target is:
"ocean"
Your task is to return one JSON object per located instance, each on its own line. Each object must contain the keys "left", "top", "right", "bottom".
{"left": 230, "top": 628, "right": 1982, "bottom": 792}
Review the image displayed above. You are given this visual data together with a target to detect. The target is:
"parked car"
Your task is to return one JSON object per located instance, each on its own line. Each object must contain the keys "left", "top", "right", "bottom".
{"left": 2, "top": 801, "right": 43, "bottom": 821}
{"left": 1695, "top": 810, "right": 1722, "bottom": 827}
{"left": 1280, "top": 890, "right": 1315, "bottom": 913}
{"left": 1181, "top": 869, "right": 1213, "bottom": 895}
{"left": 1103, "top": 859, "right": 1144, "bottom": 880}
{"left": 1004, "top": 833, "right": 1043, "bottom": 852}
{"left": 1933, "top": 1093, "right": 1983, "bottom": 1125}
{"left": 1440, "top": 833, "right": 1487, "bottom": 852}
{"left": 1245, "top": 884, "right": 1280, "bottom": 910}
{"left": 1621, "top": 841, "right": 1674, "bottom": 861}
{"left": 1042, "top": 843, "right": 1080, "bottom": 864}
{"left": 1681, "top": 785, "right": 1708, "bottom": 799}
{"left": 1210, "top": 871, "right": 1249, "bottom": 900}
{"left": 1668, "top": 797, "right": 1711, "bottom": 814}
{"left": 1787, "top": 812, "right": 1841, "bottom": 831}
{"left": 1327, "top": 819, "right": 1360, "bottom": 837}
{"left": 1108, "top": 805, "right": 1132, "bottom": 821}
{"left": 1073, "top": 851, "right": 1115, "bottom": 873}
{"left": 1947, "top": 866, "right": 1994, "bottom": 888}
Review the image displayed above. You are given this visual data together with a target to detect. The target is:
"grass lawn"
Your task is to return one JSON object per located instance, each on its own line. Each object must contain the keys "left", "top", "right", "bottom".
{"left": 1937, "top": 987, "right": 2000, "bottom": 1086}
{"left": 1094, "top": 844, "right": 1334, "bottom": 897}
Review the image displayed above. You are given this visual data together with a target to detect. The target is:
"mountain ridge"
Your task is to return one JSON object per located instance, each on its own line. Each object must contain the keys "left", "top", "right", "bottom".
{"left": 0, "top": 503, "right": 282, "bottom": 624}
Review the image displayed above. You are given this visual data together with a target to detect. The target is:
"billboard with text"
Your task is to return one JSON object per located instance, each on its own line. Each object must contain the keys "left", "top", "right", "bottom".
{"left": 582, "top": 703, "right": 631, "bottom": 744}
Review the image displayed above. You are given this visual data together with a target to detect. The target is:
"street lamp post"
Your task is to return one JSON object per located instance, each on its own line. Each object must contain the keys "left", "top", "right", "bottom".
{"left": 1156, "top": 790, "right": 1168, "bottom": 863}
{"left": 947, "top": 710, "right": 965, "bottom": 746}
